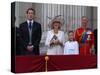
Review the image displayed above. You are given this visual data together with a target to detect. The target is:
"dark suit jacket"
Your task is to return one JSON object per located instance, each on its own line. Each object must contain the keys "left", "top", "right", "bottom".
{"left": 19, "top": 21, "right": 42, "bottom": 55}
{"left": 94, "top": 29, "right": 97, "bottom": 54}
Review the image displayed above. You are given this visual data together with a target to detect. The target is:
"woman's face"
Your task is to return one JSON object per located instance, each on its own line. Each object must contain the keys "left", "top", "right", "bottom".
{"left": 53, "top": 22, "right": 60, "bottom": 30}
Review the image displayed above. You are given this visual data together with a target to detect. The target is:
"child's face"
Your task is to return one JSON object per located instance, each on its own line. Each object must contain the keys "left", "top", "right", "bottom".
{"left": 68, "top": 32, "right": 74, "bottom": 41}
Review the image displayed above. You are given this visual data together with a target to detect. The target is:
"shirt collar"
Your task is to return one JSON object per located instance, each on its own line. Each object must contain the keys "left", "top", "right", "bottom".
{"left": 68, "top": 40, "right": 74, "bottom": 42}
{"left": 27, "top": 20, "right": 34, "bottom": 25}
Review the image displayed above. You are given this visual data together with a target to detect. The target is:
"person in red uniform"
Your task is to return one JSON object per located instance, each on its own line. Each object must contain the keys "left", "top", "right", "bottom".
{"left": 75, "top": 16, "right": 95, "bottom": 55}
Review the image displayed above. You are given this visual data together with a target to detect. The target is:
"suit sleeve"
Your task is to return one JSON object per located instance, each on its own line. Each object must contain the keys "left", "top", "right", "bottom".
{"left": 45, "top": 31, "right": 50, "bottom": 47}
{"left": 75, "top": 29, "right": 79, "bottom": 42}
{"left": 91, "top": 31, "right": 95, "bottom": 49}
{"left": 19, "top": 24, "right": 28, "bottom": 49}
{"left": 33, "top": 24, "right": 42, "bottom": 47}
{"left": 62, "top": 32, "right": 65, "bottom": 46}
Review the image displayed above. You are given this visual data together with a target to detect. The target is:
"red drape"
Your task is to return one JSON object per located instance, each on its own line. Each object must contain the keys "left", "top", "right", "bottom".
{"left": 15, "top": 55, "right": 97, "bottom": 73}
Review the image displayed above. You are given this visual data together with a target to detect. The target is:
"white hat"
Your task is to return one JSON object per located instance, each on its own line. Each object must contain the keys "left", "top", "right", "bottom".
{"left": 48, "top": 17, "right": 64, "bottom": 28}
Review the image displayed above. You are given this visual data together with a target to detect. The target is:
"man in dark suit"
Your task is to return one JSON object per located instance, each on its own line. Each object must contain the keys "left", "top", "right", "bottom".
{"left": 19, "top": 8, "right": 42, "bottom": 55}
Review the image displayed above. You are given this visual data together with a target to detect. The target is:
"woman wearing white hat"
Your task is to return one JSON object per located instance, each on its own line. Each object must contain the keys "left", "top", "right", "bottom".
{"left": 45, "top": 18, "right": 65, "bottom": 55}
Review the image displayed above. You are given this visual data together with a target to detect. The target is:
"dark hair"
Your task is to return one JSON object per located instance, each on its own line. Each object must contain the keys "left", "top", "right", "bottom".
{"left": 51, "top": 21, "right": 61, "bottom": 29}
{"left": 68, "top": 30, "right": 75, "bottom": 41}
{"left": 68, "top": 30, "right": 74, "bottom": 34}
{"left": 26, "top": 8, "right": 35, "bottom": 14}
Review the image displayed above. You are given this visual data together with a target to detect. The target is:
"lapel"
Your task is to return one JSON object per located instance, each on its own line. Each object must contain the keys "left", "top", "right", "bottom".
{"left": 25, "top": 21, "right": 30, "bottom": 41}
{"left": 25, "top": 21, "right": 37, "bottom": 41}
{"left": 25, "top": 21, "right": 36, "bottom": 35}
{"left": 32, "top": 21, "right": 36, "bottom": 34}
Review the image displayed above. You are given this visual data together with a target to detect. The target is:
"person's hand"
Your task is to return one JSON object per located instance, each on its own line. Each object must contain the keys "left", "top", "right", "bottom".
{"left": 50, "top": 40, "right": 55, "bottom": 46}
{"left": 27, "top": 45, "right": 33, "bottom": 52}
{"left": 54, "top": 40, "right": 59, "bottom": 45}
{"left": 55, "top": 40, "right": 63, "bottom": 46}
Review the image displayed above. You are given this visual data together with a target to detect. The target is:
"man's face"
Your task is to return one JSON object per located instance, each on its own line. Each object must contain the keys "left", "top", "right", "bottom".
{"left": 82, "top": 17, "right": 88, "bottom": 26}
{"left": 27, "top": 10, "right": 35, "bottom": 21}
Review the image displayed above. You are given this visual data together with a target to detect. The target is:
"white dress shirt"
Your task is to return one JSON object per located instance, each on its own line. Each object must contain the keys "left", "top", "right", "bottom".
{"left": 27, "top": 20, "right": 34, "bottom": 26}
{"left": 64, "top": 41, "right": 79, "bottom": 55}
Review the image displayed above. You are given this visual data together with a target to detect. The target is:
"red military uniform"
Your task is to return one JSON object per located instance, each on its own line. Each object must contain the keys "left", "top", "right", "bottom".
{"left": 75, "top": 27, "right": 94, "bottom": 55}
